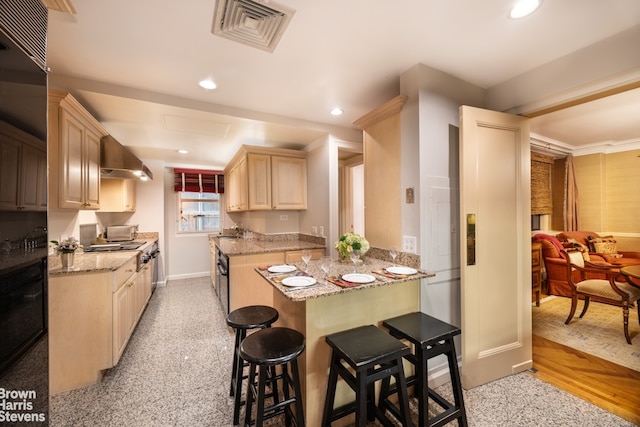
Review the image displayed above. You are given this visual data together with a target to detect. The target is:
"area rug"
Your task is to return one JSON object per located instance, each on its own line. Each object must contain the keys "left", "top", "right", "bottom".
{"left": 532, "top": 296, "right": 640, "bottom": 372}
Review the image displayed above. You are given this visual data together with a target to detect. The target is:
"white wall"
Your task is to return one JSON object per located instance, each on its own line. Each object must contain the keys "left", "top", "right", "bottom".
{"left": 399, "top": 63, "right": 485, "bottom": 326}
{"left": 300, "top": 136, "right": 331, "bottom": 248}
{"left": 162, "top": 166, "right": 211, "bottom": 281}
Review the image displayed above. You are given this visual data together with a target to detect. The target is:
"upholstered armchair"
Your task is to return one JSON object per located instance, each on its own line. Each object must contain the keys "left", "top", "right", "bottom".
{"left": 563, "top": 249, "right": 640, "bottom": 344}
{"left": 532, "top": 234, "right": 609, "bottom": 297}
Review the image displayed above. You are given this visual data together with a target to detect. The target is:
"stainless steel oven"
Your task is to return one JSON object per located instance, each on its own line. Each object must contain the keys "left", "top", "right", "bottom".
{"left": 216, "top": 248, "right": 229, "bottom": 314}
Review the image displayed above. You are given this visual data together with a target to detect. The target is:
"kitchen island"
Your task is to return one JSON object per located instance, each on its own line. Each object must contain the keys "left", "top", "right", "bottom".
{"left": 209, "top": 234, "right": 326, "bottom": 312}
{"left": 255, "top": 257, "right": 434, "bottom": 427}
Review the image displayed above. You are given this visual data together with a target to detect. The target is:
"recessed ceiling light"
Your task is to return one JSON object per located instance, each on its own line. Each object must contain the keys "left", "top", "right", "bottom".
{"left": 330, "top": 107, "right": 343, "bottom": 116}
{"left": 199, "top": 79, "right": 217, "bottom": 90}
{"left": 178, "top": 149, "right": 188, "bottom": 154}
{"left": 510, "top": 0, "right": 541, "bottom": 19}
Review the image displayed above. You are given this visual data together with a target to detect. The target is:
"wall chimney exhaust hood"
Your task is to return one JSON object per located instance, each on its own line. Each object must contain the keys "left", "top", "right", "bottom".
{"left": 100, "top": 135, "right": 153, "bottom": 181}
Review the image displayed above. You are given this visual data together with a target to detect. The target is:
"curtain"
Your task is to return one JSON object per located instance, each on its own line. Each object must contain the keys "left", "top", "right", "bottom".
{"left": 564, "top": 155, "right": 579, "bottom": 230}
{"left": 173, "top": 168, "right": 224, "bottom": 193}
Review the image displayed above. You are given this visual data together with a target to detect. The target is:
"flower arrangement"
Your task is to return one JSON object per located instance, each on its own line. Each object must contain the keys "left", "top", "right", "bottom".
{"left": 51, "top": 237, "right": 81, "bottom": 254}
{"left": 334, "top": 232, "right": 370, "bottom": 259}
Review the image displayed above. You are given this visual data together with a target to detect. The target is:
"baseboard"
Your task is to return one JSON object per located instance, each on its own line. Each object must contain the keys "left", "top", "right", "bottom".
{"left": 426, "top": 356, "right": 462, "bottom": 389}
{"left": 165, "top": 272, "right": 211, "bottom": 282}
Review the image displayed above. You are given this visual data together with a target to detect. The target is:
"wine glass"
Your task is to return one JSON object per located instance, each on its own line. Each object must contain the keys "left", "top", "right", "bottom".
{"left": 349, "top": 250, "right": 361, "bottom": 273}
{"left": 301, "top": 249, "right": 312, "bottom": 272}
{"left": 389, "top": 247, "right": 399, "bottom": 266}
{"left": 320, "top": 256, "right": 332, "bottom": 278}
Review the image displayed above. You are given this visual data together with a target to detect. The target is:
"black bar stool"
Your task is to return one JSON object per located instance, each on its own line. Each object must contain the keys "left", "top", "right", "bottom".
{"left": 322, "top": 324, "right": 412, "bottom": 427}
{"left": 227, "top": 305, "right": 279, "bottom": 425}
{"left": 381, "top": 312, "right": 467, "bottom": 427}
{"left": 240, "top": 327, "right": 306, "bottom": 427}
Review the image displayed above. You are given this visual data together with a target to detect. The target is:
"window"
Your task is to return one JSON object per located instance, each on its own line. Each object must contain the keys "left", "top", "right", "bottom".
{"left": 178, "top": 192, "right": 220, "bottom": 233}
{"left": 173, "top": 168, "right": 224, "bottom": 234}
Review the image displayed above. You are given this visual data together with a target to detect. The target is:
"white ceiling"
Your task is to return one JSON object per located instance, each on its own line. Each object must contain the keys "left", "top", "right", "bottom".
{"left": 45, "top": 0, "right": 640, "bottom": 167}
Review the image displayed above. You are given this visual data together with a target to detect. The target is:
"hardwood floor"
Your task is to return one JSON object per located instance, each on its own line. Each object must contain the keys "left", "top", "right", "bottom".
{"left": 531, "top": 334, "right": 640, "bottom": 425}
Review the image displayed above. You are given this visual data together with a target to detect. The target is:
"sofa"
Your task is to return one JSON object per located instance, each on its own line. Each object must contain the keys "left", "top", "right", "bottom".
{"left": 532, "top": 231, "right": 640, "bottom": 297}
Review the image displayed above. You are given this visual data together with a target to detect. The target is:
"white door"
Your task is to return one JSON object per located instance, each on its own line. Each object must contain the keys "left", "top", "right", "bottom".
{"left": 459, "top": 105, "right": 532, "bottom": 389}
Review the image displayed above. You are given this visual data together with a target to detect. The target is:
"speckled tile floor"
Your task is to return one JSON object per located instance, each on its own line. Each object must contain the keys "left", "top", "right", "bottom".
{"left": 49, "top": 277, "right": 635, "bottom": 426}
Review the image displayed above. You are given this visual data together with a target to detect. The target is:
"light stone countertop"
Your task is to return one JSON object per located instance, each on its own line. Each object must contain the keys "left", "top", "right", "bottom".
{"left": 211, "top": 235, "right": 326, "bottom": 256}
{"left": 48, "top": 250, "right": 140, "bottom": 276}
{"left": 0, "top": 248, "right": 48, "bottom": 275}
{"left": 48, "top": 233, "right": 159, "bottom": 276}
{"left": 256, "top": 257, "right": 435, "bottom": 302}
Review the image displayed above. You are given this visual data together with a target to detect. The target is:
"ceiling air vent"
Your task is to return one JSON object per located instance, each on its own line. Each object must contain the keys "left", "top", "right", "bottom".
{"left": 212, "top": 0, "right": 295, "bottom": 52}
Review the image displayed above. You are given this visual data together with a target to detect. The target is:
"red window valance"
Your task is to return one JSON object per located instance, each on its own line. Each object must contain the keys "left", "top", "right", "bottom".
{"left": 173, "top": 168, "right": 224, "bottom": 193}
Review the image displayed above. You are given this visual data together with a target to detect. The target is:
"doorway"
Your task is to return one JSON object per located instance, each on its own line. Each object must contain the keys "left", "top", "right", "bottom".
{"left": 338, "top": 152, "right": 364, "bottom": 236}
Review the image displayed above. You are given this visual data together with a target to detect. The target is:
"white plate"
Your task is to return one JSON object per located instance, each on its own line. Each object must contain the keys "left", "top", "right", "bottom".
{"left": 386, "top": 266, "right": 418, "bottom": 275}
{"left": 281, "top": 276, "right": 317, "bottom": 287}
{"left": 342, "top": 273, "right": 375, "bottom": 284}
{"left": 268, "top": 264, "right": 297, "bottom": 273}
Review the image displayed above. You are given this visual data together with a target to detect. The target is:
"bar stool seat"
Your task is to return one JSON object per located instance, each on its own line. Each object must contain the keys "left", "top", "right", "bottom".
{"left": 227, "top": 305, "right": 279, "bottom": 425}
{"left": 381, "top": 312, "right": 467, "bottom": 427}
{"left": 240, "top": 327, "right": 306, "bottom": 427}
{"left": 322, "top": 324, "right": 412, "bottom": 427}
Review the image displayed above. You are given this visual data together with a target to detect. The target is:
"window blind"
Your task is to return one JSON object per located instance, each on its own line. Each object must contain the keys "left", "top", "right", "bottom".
{"left": 531, "top": 153, "right": 553, "bottom": 215}
{"left": 173, "top": 168, "right": 224, "bottom": 193}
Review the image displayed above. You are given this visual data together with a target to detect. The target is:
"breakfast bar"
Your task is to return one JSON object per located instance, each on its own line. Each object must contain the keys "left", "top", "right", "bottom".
{"left": 255, "top": 258, "right": 434, "bottom": 427}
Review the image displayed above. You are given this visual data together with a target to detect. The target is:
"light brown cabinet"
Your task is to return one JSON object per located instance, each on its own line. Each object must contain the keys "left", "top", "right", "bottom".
{"left": 284, "top": 248, "right": 325, "bottom": 264}
{"left": 0, "top": 121, "right": 47, "bottom": 211}
{"left": 113, "top": 261, "right": 152, "bottom": 364}
{"left": 226, "top": 156, "right": 248, "bottom": 211}
{"left": 271, "top": 156, "right": 307, "bottom": 210}
{"left": 224, "top": 145, "right": 307, "bottom": 212}
{"left": 99, "top": 178, "right": 136, "bottom": 212}
{"left": 48, "top": 91, "right": 108, "bottom": 210}
{"left": 49, "top": 254, "right": 153, "bottom": 394}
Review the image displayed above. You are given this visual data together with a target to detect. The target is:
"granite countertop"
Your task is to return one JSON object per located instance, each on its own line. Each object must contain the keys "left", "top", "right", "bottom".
{"left": 211, "top": 235, "right": 326, "bottom": 256}
{"left": 48, "top": 250, "right": 140, "bottom": 276}
{"left": 255, "top": 256, "right": 435, "bottom": 302}
{"left": 0, "top": 248, "right": 48, "bottom": 275}
{"left": 49, "top": 233, "right": 159, "bottom": 276}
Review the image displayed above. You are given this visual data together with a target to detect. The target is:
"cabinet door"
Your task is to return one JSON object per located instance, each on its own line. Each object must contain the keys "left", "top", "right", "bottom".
{"left": 124, "top": 179, "right": 136, "bottom": 211}
{"left": 247, "top": 153, "right": 271, "bottom": 210}
{"left": 59, "top": 109, "right": 85, "bottom": 209}
{"left": 227, "top": 157, "right": 248, "bottom": 212}
{"left": 271, "top": 156, "right": 307, "bottom": 210}
{"left": 19, "top": 144, "right": 47, "bottom": 211}
{"left": 99, "top": 179, "right": 136, "bottom": 212}
{"left": 112, "top": 279, "right": 134, "bottom": 364}
{"left": 83, "top": 127, "right": 101, "bottom": 209}
{"left": 284, "top": 248, "right": 325, "bottom": 264}
{"left": 0, "top": 137, "right": 20, "bottom": 209}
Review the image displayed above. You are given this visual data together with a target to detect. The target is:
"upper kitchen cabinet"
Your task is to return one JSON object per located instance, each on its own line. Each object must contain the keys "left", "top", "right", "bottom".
{"left": 98, "top": 178, "right": 136, "bottom": 213}
{"left": 48, "top": 91, "right": 108, "bottom": 210}
{"left": 271, "top": 155, "right": 307, "bottom": 210}
{"left": 0, "top": 121, "right": 47, "bottom": 211}
{"left": 224, "top": 145, "right": 307, "bottom": 212}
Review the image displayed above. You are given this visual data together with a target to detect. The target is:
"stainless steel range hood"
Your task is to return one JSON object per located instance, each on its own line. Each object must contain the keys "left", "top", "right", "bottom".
{"left": 100, "top": 135, "right": 153, "bottom": 181}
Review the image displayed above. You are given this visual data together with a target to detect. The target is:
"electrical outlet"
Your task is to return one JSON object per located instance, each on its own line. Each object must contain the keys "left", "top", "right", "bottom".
{"left": 280, "top": 215, "right": 288, "bottom": 221}
{"left": 312, "top": 226, "right": 318, "bottom": 235}
{"left": 403, "top": 236, "right": 417, "bottom": 254}
{"left": 318, "top": 226, "right": 324, "bottom": 237}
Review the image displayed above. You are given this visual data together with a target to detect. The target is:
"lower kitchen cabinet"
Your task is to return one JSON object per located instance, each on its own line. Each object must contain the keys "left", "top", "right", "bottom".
{"left": 229, "top": 252, "right": 284, "bottom": 312}
{"left": 49, "top": 256, "right": 152, "bottom": 394}
{"left": 284, "top": 248, "right": 325, "bottom": 264}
